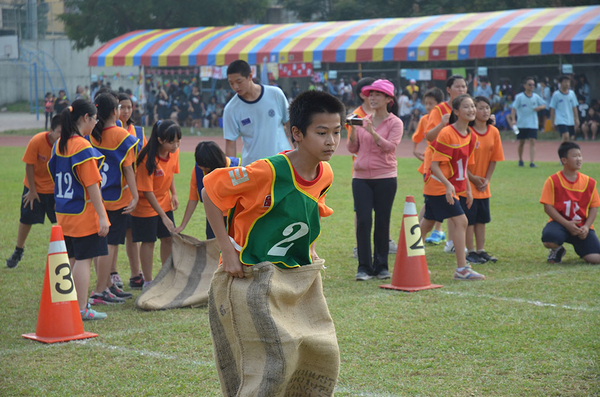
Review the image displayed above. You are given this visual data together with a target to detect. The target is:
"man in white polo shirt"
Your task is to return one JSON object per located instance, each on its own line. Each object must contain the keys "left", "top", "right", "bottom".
{"left": 510, "top": 77, "right": 546, "bottom": 168}
{"left": 223, "top": 60, "right": 291, "bottom": 166}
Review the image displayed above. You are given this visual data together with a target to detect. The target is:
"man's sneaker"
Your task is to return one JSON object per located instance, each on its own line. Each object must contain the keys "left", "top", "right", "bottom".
{"left": 109, "top": 285, "right": 133, "bottom": 299}
{"left": 129, "top": 274, "right": 144, "bottom": 290}
{"left": 547, "top": 246, "right": 566, "bottom": 264}
{"left": 389, "top": 240, "right": 397, "bottom": 254}
{"left": 6, "top": 248, "right": 24, "bottom": 269}
{"left": 352, "top": 247, "right": 358, "bottom": 258}
{"left": 466, "top": 251, "right": 485, "bottom": 264}
{"left": 453, "top": 265, "right": 485, "bottom": 280}
{"left": 376, "top": 270, "right": 391, "bottom": 280}
{"left": 81, "top": 303, "right": 107, "bottom": 321}
{"left": 530, "top": 163, "right": 538, "bottom": 168}
{"left": 477, "top": 251, "right": 498, "bottom": 263}
{"left": 425, "top": 230, "right": 446, "bottom": 245}
{"left": 89, "top": 289, "right": 125, "bottom": 305}
{"left": 355, "top": 272, "right": 373, "bottom": 281}
{"left": 518, "top": 160, "right": 524, "bottom": 167}
{"left": 110, "top": 272, "right": 124, "bottom": 289}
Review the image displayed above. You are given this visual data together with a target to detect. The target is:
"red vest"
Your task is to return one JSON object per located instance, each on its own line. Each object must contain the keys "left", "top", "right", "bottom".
{"left": 550, "top": 172, "right": 596, "bottom": 227}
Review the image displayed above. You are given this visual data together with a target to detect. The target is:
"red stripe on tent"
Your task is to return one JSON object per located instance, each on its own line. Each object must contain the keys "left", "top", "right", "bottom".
{"left": 165, "top": 28, "right": 221, "bottom": 67}
{"left": 554, "top": 7, "right": 600, "bottom": 53}
{"left": 88, "top": 30, "right": 145, "bottom": 66}
{"left": 468, "top": 9, "right": 530, "bottom": 59}
{"left": 253, "top": 23, "right": 315, "bottom": 64}
{"left": 286, "top": 22, "right": 349, "bottom": 63}
{"left": 320, "top": 19, "right": 380, "bottom": 63}
{"left": 508, "top": 8, "right": 564, "bottom": 56}
{"left": 353, "top": 20, "right": 416, "bottom": 62}
{"left": 194, "top": 25, "right": 254, "bottom": 65}
{"left": 223, "top": 26, "right": 276, "bottom": 66}
{"left": 110, "top": 31, "right": 168, "bottom": 66}
{"left": 393, "top": 15, "right": 448, "bottom": 61}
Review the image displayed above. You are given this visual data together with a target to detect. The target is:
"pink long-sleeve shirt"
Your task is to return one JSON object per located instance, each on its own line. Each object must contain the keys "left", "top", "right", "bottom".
{"left": 347, "top": 113, "right": 404, "bottom": 179}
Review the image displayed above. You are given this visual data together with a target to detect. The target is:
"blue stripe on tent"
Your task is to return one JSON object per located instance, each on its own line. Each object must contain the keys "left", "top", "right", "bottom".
{"left": 570, "top": 11, "right": 600, "bottom": 54}
{"left": 130, "top": 29, "right": 187, "bottom": 66}
{"left": 269, "top": 22, "right": 326, "bottom": 63}
{"left": 484, "top": 9, "right": 540, "bottom": 58}
{"left": 206, "top": 25, "right": 264, "bottom": 66}
{"left": 149, "top": 28, "right": 205, "bottom": 67}
{"left": 540, "top": 8, "right": 590, "bottom": 54}
{"left": 406, "top": 14, "right": 464, "bottom": 61}
{"left": 246, "top": 24, "right": 302, "bottom": 65}
{"left": 381, "top": 16, "right": 436, "bottom": 61}
{"left": 456, "top": 10, "right": 512, "bottom": 60}
{"left": 334, "top": 21, "right": 391, "bottom": 62}
{"left": 312, "top": 21, "right": 365, "bottom": 62}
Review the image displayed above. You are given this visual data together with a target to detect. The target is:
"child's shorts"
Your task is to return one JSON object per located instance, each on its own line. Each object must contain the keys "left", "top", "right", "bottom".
{"left": 541, "top": 221, "right": 600, "bottom": 258}
{"left": 19, "top": 186, "right": 56, "bottom": 225}
{"left": 106, "top": 209, "right": 130, "bottom": 245}
{"left": 423, "top": 194, "right": 465, "bottom": 222}
{"left": 556, "top": 124, "right": 575, "bottom": 137}
{"left": 131, "top": 211, "right": 175, "bottom": 243}
{"left": 459, "top": 197, "right": 491, "bottom": 226}
{"left": 516, "top": 128, "right": 538, "bottom": 140}
{"left": 64, "top": 233, "right": 108, "bottom": 261}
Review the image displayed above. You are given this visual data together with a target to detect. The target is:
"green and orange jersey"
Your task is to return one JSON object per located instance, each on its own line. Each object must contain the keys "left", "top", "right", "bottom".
{"left": 423, "top": 125, "right": 476, "bottom": 197}
{"left": 22, "top": 131, "right": 55, "bottom": 194}
{"left": 462, "top": 124, "right": 505, "bottom": 199}
{"left": 132, "top": 150, "right": 180, "bottom": 218}
{"left": 203, "top": 153, "right": 333, "bottom": 260}
{"left": 540, "top": 171, "right": 599, "bottom": 228}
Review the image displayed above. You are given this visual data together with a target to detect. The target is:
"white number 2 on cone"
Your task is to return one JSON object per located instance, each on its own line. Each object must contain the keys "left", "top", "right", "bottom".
{"left": 48, "top": 254, "right": 78, "bottom": 303}
{"left": 404, "top": 217, "right": 425, "bottom": 257}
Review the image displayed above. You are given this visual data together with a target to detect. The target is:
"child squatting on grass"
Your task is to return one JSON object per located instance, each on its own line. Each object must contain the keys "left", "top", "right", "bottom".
{"left": 202, "top": 90, "right": 344, "bottom": 395}
{"left": 541, "top": 142, "right": 600, "bottom": 264}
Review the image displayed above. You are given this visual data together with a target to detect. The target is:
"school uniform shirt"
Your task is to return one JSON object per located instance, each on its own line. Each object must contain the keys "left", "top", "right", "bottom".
{"left": 420, "top": 102, "right": 452, "bottom": 176}
{"left": 188, "top": 157, "right": 240, "bottom": 202}
{"left": 540, "top": 171, "right": 599, "bottom": 228}
{"left": 412, "top": 113, "right": 430, "bottom": 145}
{"left": 52, "top": 136, "right": 108, "bottom": 238}
{"left": 90, "top": 126, "right": 137, "bottom": 212}
{"left": 346, "top": 113, "right": 403, "bottom": 180}
{"left": 126, "top": 124, "right": 147, "bottom": 150}
{"left": 550, "top": 90, "right": 578, "bottom": 126}
{"left": 423, "top": 125, "right": 476, "bottom": 197}
{"left": 465, "top": 125, "right": 505, "bottom": 199}
{"left": 22, "top": 131, "right": 54, "bottom": 194}
{"left": 203, "top": 153, "right": 333, "bottom": 260}
{"left": 223, "top": 85, "right": 291, "bottom": 166}
{"left": 513, "top": 92, "right": 545, "bottom": 129}
{"left": 132, "top": 150, "right": 180, "bottom": 218}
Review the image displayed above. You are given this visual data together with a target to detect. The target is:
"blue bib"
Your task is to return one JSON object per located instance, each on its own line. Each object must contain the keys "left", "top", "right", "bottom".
{"left": 195, "top": 156, "right": 240, "bottom": 202}
{"left": 91, "top": 134, "right": 139, "bottom": 202}
{"left": 115, "top": 120, "right": 144, "bottom": 153}
{"left": 48, "top": 142, "right": 105, "bottom": 215}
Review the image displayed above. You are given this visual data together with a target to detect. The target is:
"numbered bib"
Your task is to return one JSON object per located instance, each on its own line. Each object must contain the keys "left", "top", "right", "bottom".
{"left": 48, "top": 253, "right": 78, "bottom": 303}
{"left": 403, "top": 216, "right": 425, "bottom": 257}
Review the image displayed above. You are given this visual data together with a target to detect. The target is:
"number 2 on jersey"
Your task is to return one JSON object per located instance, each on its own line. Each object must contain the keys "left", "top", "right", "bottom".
{"left": 267, "top": 222, "right": 309, "bottom": 257}
{"left": 55, "top": 172, "right": 74, "bottom": 199}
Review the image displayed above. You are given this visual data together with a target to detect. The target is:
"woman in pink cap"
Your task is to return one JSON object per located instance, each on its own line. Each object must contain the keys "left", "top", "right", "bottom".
{"left": 347, "top": 79, "right": 403, "bottom": 281}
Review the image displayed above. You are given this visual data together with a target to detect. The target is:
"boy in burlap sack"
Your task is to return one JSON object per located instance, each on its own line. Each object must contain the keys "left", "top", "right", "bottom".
{"left": 202, "top": 90, "right": 345, "bottom": 396}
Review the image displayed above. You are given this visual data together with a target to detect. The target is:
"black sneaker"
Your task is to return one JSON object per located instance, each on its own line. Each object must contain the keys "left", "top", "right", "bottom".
{"left": 109, "top": 285, "right": 133, "bottom": 299}
{"left": 547, "top": 246, "right": 566, "bottom": 264}
{"left": 466, "top": 251, "right": 485, "bottom": 264}
{"left": 129, "top": 274, "right": 144, "bottom": 290}
{"left": 6, "top": 248, "right": 24, "bottom": 269}
{"left": 518, "top": 160, "right": 524, "bottom": 167}
{"left": 530, "top": 163, "right": 538, "bottom": 168}
{"left": 89, "top": 290, "right": 125, "bottom": 305}
{"left": 477, "top": 251, "right": 498, "bottom": 263}
{"left": 376, "top": 270, "right": 391, "bottom": 280}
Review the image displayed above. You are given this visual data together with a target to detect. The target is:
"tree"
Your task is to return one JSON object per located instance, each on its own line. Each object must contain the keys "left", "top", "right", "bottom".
{"left": 59, "top": 0, "right": 271, "bottom": 50}
{"left": 280, "top": 0, "right": 599, "bottom": 22}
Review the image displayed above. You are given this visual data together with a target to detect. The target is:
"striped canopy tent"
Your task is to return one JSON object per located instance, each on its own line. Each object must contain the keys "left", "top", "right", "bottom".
{"left": 89, "top": 5, "right": 600, "bottom": 68}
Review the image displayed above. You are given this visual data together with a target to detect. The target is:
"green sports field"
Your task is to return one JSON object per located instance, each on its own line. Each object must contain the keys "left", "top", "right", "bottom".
{"left": 1, "top": 145, "right": 599, "bottom": 396}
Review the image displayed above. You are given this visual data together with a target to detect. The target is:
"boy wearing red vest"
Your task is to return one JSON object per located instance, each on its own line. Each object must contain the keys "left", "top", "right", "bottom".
{"left": 541, "top": 142, "right": 600, "bottom": 264}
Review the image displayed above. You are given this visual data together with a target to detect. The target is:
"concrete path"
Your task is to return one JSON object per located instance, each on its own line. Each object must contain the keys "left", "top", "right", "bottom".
{"left": 0, "top": 111, "right": 47, "bottom": 132}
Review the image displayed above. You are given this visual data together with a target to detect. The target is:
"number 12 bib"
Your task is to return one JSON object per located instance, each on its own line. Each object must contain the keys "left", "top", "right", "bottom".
{"left": 238, "top": 154, "right": 330, "bottom": 269}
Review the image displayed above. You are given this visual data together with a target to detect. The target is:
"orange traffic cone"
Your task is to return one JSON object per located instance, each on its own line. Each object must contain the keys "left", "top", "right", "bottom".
{"left": 22, "top": 225, "right": 98, "bottom": 343}
{"left": 380, "top": 195, "right": 443, "bottom": 292}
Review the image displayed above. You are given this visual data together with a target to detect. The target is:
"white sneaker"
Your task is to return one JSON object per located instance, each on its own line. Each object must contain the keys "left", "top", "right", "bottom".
{"left": 444, "top": 241, "right": 455, "bottom": 253}
{"left": 388, "top": 240, "right": 397, "bottom": 254}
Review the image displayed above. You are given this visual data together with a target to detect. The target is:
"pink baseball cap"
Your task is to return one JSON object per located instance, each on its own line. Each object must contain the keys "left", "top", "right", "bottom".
{"left": 361, "top": 79, "right": 395, "bottom": 98}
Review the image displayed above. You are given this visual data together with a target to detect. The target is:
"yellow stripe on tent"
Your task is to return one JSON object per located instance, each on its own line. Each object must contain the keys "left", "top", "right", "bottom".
{"left": 158, "top": 28, "right": 210, "bottom": 67}
{"left": 345, "top": 20, "right": 396, "bottom": 63}
{"left": 496, "top": 9, "right": 553, "bottom": 57}
{"left": 528, "top": 7, "right": 583, "bottom": 55}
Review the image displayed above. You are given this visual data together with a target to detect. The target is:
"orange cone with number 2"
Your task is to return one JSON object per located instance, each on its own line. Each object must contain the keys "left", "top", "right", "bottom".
{"left": 380, "top": 195, "right": 443, "bottom": 292}
{"left": 22, "top": 225, "right": 98, "bottom": 343}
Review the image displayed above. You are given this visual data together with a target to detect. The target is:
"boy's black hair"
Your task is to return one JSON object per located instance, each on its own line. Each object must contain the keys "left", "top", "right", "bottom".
{"left": 289, "top": 91, "right": 345, "bottom": 137}
{"left": 558, "top": 141, "right": 580, "bottom": 161}
{"left": 523, "top": 76, "right": 536, "bottom": 84}
{"left": 59, "top": 99, "right": 96, "bottom": 154}
{"left": 137, "top": 120, "right": 182, "bottom": 176}
{"left": 45, "top": 92, "right": 52, "bottom": 97}
{"left": 423, "top": 87, "right": 444, "bottom": 104}
{"left": 558, "top": 75, "right": 571, "bottom": 83}
{"left": 118, "top": 93, "right": 134, "bottom": 126}
{"left": 194, "top": 141, "right": 227, "bottom": 172}
{"left": 446, "top": 74, "right": 465, "bottom": 89}
{"left": 50, "top": 114, "right": 62, "bottom": 131}
{"left": 227, "top": 60, "right": 251, "bottom": 78}
{"left": 92, "top": 93, "right": 119, "bottom": 144}
{"left": 354, "top": 77, "right": 375, "bottom": 100}
{"left": 469, "top": 96, "right": 493, "bottom": 126}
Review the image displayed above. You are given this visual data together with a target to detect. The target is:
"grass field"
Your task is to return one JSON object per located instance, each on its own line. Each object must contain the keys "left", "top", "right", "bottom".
{"left": 1, "top": 145, "right": 599, "bottom": 396}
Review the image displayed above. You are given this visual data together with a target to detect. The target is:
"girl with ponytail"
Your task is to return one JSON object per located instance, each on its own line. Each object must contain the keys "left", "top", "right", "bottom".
{"left": 87, "top": 93, "right": 139, "bottom": 304}
{"left": 131, "top": 120, "right": 181, "bottom": 288}
{"left": 48, "top": 99, "right": 110, "bottom": 320}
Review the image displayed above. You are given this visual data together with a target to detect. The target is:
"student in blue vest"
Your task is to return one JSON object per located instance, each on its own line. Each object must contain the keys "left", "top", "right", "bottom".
{"left": 88, "top": 93, "right": 139, "bottom": 304}
{"left": 48, "top": 99, "right": 110, "bottom": 320}
{"left": 174, "top": 141, "right": 239, "bottom": 239}
{"left": 202, "top": 89, "right": 344, "bottom": 276}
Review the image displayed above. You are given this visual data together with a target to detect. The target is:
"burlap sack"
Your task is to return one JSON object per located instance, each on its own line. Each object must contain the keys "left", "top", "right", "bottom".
{"left": 135, "top": 233, "right": 220, "bottom": 310}
{"left": 208, "top": 260, "right": 340, "bottom": 397}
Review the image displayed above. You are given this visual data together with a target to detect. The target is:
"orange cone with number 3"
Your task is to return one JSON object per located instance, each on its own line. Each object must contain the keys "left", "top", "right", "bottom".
{"left": 22, "top": 225, "right": 98, "bottom": 343}
{"left": 380, "top": 196, "right": 443, "bottom": 292}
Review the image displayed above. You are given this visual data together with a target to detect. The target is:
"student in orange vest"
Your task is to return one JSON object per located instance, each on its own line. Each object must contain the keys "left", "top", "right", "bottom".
{"left": 423, "top": 75, "right": 468, "bottom": 254}
{"left": 6, "top": 115, "right": 62, "bottom": 269}
{"left": 420, "top": 95, "right": 485, "bottom": 280}
{"left": 541, "top": 142, "right": 600, "bottom": 264}
{"left": 462, "top": 96, "right": 505, "bottom": 264}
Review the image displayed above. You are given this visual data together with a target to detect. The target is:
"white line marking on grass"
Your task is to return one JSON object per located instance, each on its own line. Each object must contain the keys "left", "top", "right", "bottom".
{"left": 334, "top": 386, "right": 399, "bottom": 396}
{"left": 440, "top": 290, "right": 600, "bottom": 312}
{"left": 73, "top": 340, "right": 214, "bottom": 367}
